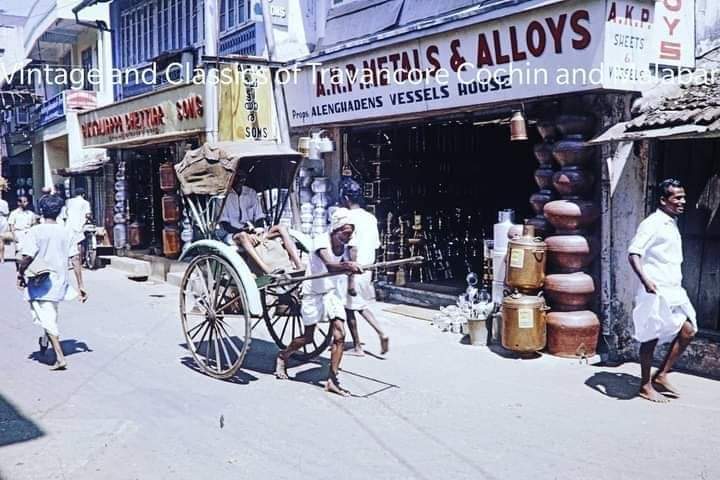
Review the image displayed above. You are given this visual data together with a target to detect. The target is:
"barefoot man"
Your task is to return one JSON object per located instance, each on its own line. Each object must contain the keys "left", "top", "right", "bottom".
{"left": 628, "top": 179, "right": 697, "bottom": 403}
{"left": 340, "top": 180, "right": 389, "bottom": 356}
{"left": 275, "top": 208, "right": 362, "bottom": 395}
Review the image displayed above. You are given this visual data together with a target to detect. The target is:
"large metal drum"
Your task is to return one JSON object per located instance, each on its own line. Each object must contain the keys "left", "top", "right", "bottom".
{"left": 501, "top": 292, "right": 548, "bottom": 353}
{"left": 505, "top": 224, "right": 547, "bottom": 292}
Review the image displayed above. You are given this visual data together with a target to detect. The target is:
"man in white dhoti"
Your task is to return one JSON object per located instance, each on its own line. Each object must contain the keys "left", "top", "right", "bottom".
{"left": 628, "top": 179, "right": 697, "bottom": 403}
{"left": 17, "top": 195, "right": 88, "bottom": 370}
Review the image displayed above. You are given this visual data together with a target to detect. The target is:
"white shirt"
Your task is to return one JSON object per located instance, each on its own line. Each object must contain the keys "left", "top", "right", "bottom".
{"left": 0, "top": 199, "right": 8, "bottom": 232}
{"left": 628, "top": 209, "right": 683, "bottom": 288}
{"left": 347, "top": 208, "right": 380, "bottom": 265}
{"left": 61, "top": 196, "right": 92, "bottom": 232}
{"left": 20, "top": 223, "right": 79, "bottom": 302}
{"left": 8, "top": 208, "right": 36, "bottom": 233}
{"left": 303, "top": 233, "right": 349, "bottom": 296}
{"left": 218, "top": 186, "right": 265, "bottom": 230}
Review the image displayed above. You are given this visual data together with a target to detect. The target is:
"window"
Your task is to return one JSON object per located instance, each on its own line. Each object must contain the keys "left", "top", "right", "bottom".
{"left": 81, "top": 48, "right": 94, "bottom": 90}
{"left": 228, "top": 0, "right": 235, "bottom": 28}
{"left": 220, "top": 0, "right": 227, "bottom": 32}
{"left": 192, "top": 0, "right": 199, "bottom": 44}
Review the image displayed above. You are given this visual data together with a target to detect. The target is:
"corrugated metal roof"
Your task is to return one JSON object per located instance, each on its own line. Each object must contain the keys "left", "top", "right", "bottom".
{"left": 319, "top": 0, "right": 539, "bottom": 49}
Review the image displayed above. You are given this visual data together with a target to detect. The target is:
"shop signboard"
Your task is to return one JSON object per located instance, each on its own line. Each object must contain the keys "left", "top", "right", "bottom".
{"left": 37, "top": 91, "right": 66, "bottom": 128}
{"left": 78, "top": 84, "right": 205, "bottom": 148}
{"left": 285, "top": 0, "right": 695, "bottom": 127}
{"left": 218, "top": 64, "right": 277, "bottom": 142}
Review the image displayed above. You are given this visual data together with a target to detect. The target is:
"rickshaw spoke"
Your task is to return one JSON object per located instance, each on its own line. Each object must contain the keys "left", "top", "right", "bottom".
{"left": 212, "top": 324, "right": 223, "bottom": 371}
{"left": 205, "top": 259, "right": 218, "bottom": 302}
{"left": 216, "top": 295, "right": 242, "bottom": 314}
{"left": 251, "top": 317, "right": 263, "bottom": 331}
{"left": 279, "top": 316, "right": 290, "bottom": 341}
{"left": 187, "top": 319, "right": 209, "bottom": 339}
{"left": 216, "top": 320, "right": 243, "bottom": 358}
{"left": 210, "top": 260, "right": 225, "bottom": 309}
{"left": 196, "top": 320, "right": 213, "bottom": 358}
{"left": 291, "top": 313, "right": 296, "bottom": 341}
{"left": 214, "top": 268, "right": 233, "bottom": 311}
{"left": 217, "top": 330, "right": 233, "bottom": 369}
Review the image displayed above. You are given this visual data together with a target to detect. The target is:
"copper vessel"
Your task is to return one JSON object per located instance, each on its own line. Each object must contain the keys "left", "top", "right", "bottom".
{"left": 552, "top": 167, "right": 595, "bottom": 198}
{"left": 546, "top": 310, "right": 600, "bottom": 358}
{"left": 530, "top": 190, "right": 555, "bottom": 216}
{"left": 505, "top": 224, "right": 547, "bottom": 292}
{"left": 552, "top": 140, "right": 595, "bottom": 168}
{"left": 128, "top": 221, "right": 143, "bottom": 247}
{"left": 545, "top": 235, "right": 596, "bottom": 273}
{"left": 501, "top": 291, "right": 548, "bottom": 353}
{"left": 543, "top": 200, "right": 600, "bottom": 234}
{"left": 544, "top": 272, "right": 595, "bottom": 311}
{"left": 163, "top": 226, "right": 181, "bottom": 258}
{"left": 159, "top": 162, "right": 178, "bottom": 192}
{"left": 555, "top": 114, "right": 596, "bottom": 137}
{"left": 162, "top": 194, "right": 181, "bottom": 223}
{"left": 536, "top": 120, "right": 557, "bottom": 141}
{"left": 534, "top": 167, "right": 555, "bottom": 191}
{"left": 533, "top": 142, "right": 554, "bottom": 166}
{"left": 525, "top": 216, "right": 553, "bottom": 238}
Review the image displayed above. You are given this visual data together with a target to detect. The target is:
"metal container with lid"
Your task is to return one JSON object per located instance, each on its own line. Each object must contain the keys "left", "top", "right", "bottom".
{"left": 501, "top": 291, "right": 548, "bottom": 353}
{"left": 505, "top": 224, "right": 547, "bottom": 292}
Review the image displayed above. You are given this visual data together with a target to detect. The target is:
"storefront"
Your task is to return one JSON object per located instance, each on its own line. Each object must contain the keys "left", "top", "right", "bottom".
{"left": 284, "top": 0, "right": 696, "bottom": 355}
{"left": 78, "top": 83, "right": 207, "bottom": 257}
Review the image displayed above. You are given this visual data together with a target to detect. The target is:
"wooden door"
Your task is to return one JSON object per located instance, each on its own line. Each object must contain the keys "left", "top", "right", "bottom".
{"left": 659, "top": 139, "right": 720, "bottom": 331}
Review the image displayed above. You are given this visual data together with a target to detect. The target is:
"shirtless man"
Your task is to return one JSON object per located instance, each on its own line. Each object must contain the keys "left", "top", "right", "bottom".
{"left": 275, "top": 208, "right": 362, "bottom": 396}
{"left": 217, "top": 170, "right": 302, "bottom": 274}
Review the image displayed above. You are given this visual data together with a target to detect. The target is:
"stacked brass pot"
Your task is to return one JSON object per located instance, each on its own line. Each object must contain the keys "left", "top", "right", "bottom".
{"left": 529, "top": 120, "right": 558, "bottom": 238}
{"left": 540, "top": 115, "right": 601, "bottom": 358}
{"left": 501, "top": 224, "right": 549, "bottom": 354}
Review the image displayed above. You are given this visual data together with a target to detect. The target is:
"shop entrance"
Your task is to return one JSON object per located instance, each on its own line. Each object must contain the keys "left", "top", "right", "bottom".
{"left": 348, "top": 120, "right": 539, "bottom": 293}
{"left": 658, "top": 138, "right": 720, "bottom": 333}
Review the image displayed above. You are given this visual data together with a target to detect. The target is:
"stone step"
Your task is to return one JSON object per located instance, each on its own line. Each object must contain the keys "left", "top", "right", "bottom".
{"left": 104, "top": 256, "right": 151, "bottom": 279}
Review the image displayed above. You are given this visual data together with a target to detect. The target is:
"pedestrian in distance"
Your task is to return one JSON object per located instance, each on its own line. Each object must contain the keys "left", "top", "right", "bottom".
{"left": 8, "top": 196, "right": 37, "bottom": 270}
{"left": 17, "top": 194, "right": 88, "bottom": 371}
{"left": 275, "top": 208, "right": 362, "bottom": 396}
{"left": 340, "top": 180, "right": 389, "bottom": 356}
{"left": 628, "top": 178, "right": 697, "bottom": 403}
{"left": 0, "top": 181, "right": 9, "bottom": 263}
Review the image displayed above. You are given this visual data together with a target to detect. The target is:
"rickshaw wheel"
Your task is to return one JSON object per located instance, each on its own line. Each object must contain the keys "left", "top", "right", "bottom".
{"left": 262, "top": 284, "right": 333, "bottom": 361}
{"left": 180, "top": 254, "right": 251, "bottom": 379}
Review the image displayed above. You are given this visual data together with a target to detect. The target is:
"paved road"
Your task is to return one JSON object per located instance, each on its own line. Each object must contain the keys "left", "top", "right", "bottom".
{"left": 1, "top": 262, "right": 719, "bottom": 480}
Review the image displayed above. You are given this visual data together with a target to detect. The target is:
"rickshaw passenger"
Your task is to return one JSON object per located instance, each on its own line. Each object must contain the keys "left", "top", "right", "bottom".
{"left": 217, "top": 170, "right": 303, "bottom": 274}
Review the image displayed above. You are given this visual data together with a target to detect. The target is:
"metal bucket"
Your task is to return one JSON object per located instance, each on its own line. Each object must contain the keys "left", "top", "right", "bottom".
{"left": 467, "top": 318, "right": 489, "bottom": 346}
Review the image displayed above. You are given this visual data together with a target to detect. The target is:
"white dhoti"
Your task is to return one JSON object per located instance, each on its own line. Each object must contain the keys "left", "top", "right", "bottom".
{"left": 30, "top": 300, "right": 60, "bottom": 337}
{"left": 301, "top": 290, "right": 347, "bottom": 326}
{"left": 632, "top": 286, "right": 697, "bottom": 344}
{"left": 346, "top": 271, "right": 375, "bottom": 311}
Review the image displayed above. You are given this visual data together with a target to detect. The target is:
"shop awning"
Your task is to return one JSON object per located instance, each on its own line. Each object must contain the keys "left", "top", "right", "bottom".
{"left": 54, "top": 154, "right": 109, "bottom": 177}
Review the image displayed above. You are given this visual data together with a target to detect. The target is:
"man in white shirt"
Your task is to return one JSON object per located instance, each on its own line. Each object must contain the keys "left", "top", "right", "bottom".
{"left": 341, "top": 181, "right": 389, "bottom": 356}
{"left": 61, "top": 188, "right": 92, "bottom": 252}
{"left": 628, "top": 179, "right": 697, "bottom": 403}
{"left": 217, "top": 170, "right": 302, "bottom": 274}
{"left": 8, "top": 196, "right": 37, "bottom": 268}
{"left": 17, "top": 194, "right": 87, "bottom": 370}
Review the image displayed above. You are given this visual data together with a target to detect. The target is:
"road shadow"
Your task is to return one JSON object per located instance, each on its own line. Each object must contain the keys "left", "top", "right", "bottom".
{"left": 27, "top": 339, "right": 93, "bottom": 365}
{"left": 0, "top": 393, "right": 45, "bottom": 448}
{"left": 585, "top": 371, "right": 640, "bottom": 400}
{"left": 486, "top": 344, "right": 542, "bottom": 360}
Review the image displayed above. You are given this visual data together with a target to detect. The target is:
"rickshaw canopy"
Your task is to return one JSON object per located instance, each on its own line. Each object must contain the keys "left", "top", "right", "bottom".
{"left": 175, "top": 141, "right": 302, "bottom": 196}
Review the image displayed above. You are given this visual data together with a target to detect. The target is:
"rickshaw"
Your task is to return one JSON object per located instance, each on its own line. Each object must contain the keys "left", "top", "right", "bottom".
{"left": 175, "top": 140, "right": 329, "bottom": 379}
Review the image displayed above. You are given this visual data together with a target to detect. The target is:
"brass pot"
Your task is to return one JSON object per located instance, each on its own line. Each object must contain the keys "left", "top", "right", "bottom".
{"left": 536, "top": 120, "right": 558, "bottom": 141}
{"left": 534, "top": 167, "right": 555, "bottom": 191}
{"left": 552, "top": 140, "right": 595, "bottom": 168}
{"left": 546, "top": 310, "right": 600, "bottom": 358}
{"left": 545, "top": 234, "right": 596, "bottom": 273}
{"left": 555, "top": 114, "right": 596, "bottom": 138}
{"left": 501, "top": 291, "right": 549, "bottom": 353}
{"left": 505, "top": 224, "right": 547, "bottom": 292}
{"left": 529, "top": 190, "right": 555, "bottom": 216}
{"left": 525, "top": 215, "right": 553, "bottom": 238}
{"left": 543, "top": 200, "right": 600, "bottom": 234}
{"left": 544, "top": 272, "right": 595, "bottom": 311}
{"left": 533, "top": 142, "right": 554, "bottom": 166}
{"left": 552, "top": 167, "right": 595, "bottom": 198}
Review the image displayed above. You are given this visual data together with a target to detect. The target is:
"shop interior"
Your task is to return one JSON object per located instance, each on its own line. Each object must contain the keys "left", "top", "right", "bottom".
{"left": 347, "top": 119, "right": 541, "bottom": 294}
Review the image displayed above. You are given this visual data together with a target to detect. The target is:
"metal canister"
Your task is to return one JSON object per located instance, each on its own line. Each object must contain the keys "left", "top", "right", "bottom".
{"left": 501, "top": 291, "right": 548, "bottom": 353}
{"left": 505, "top": 224, "right": 547, "bottom": 292}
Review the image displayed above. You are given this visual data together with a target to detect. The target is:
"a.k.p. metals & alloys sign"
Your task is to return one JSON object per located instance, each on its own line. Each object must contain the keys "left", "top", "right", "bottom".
{"left": 285, "top": 0, "right": 694, "bottom": 127}
{"left": 79, "top": 84, "right": 205, "bottom": 148}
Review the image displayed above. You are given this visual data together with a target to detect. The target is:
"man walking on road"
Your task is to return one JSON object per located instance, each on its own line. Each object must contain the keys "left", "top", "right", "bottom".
{"left": 275, "top": 208, "right": 362, "bottom": 396}
{"left": 341, "top": 180, "right": 389, "bottom": 356}
{"left": 8, "top": 196, "right": 36, "bottom": 269}
{"left": 628, "top": 179, "right": 697, "bottom": 403}
{"left": 17, "top": 195, "right": 88, "bottom": 370}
